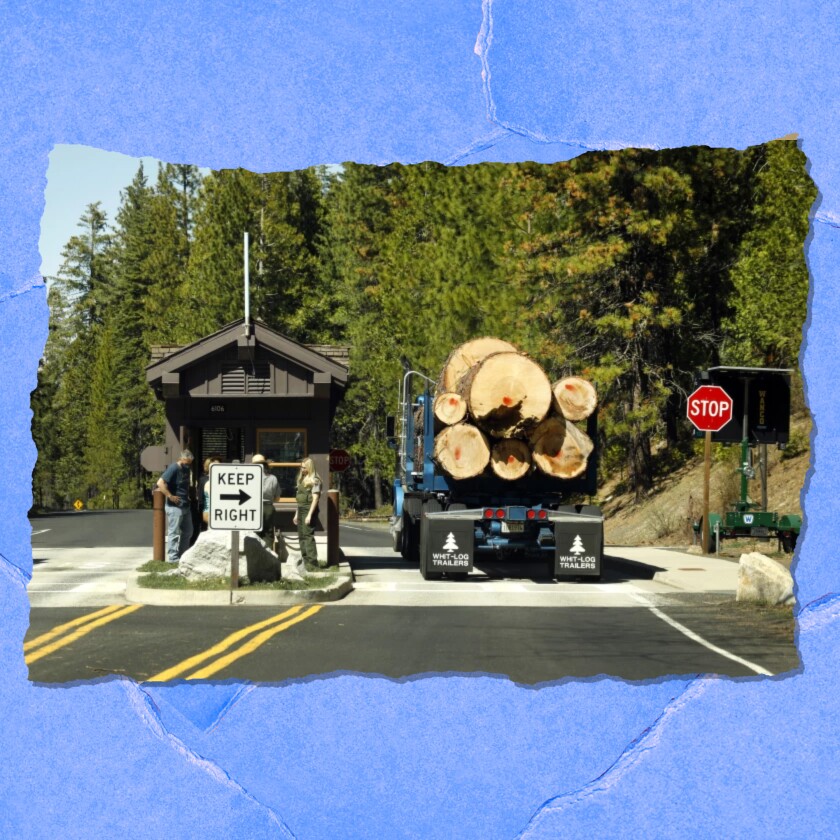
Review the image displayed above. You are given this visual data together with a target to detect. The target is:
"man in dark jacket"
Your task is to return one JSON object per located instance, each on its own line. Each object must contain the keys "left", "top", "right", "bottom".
{"left": 156, "top": 450, "right": 194, "bottom": 563}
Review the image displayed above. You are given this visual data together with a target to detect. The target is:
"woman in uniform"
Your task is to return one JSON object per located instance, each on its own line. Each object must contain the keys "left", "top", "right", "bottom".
{"left": 293, "top": 457, "right": 322, "bottom": 568}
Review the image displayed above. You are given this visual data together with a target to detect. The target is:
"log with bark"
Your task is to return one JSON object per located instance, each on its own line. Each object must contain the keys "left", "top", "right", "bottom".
{"left": 433, "top": 391, "right": 468, "bottom": 426}
{"left": 457, "top": 351, "right": 552, "bottom": 439}
{"left": 432, "top": 423, "right": 491, "bottom": 480}
{"left": 490, "top": 438, "right": 532, "bottom": 480}
{"left": 438, "top": 337, "right": 518, "bottom": 392}
{"left": 530, "top": 414, "right": 594, "bottom": 479}
{"left": 552, "top": 376, "right": 598, "bottom": 421}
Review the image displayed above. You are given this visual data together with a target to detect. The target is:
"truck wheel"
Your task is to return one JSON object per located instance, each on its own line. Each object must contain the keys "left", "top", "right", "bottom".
{"left": 392, "top": 521, "right": 403, "bottom": 553}
{"left": 402, "top": 514, "right": 420, "bottom": 564}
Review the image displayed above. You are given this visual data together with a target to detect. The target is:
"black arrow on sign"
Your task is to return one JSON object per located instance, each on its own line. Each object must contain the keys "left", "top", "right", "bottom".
{"left": 219, "top": 490, "right": 251, "bottom": 505}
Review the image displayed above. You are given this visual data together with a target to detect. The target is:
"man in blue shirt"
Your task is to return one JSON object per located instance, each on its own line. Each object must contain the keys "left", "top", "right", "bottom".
{"left": 155, "top": 450, "right": 195, "bottom": 563}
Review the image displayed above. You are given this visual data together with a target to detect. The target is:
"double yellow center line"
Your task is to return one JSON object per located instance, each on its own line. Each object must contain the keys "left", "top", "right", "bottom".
{"left": 146, "top": 604, "right": 323, "bottom": 682}
{"left": 24, "top": 604, "right": 143, "bottom": 665}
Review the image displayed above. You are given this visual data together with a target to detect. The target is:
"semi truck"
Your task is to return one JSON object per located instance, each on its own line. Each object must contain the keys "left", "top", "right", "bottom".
{"left": 389, "top": 370, "right": 604, "bottom": 581}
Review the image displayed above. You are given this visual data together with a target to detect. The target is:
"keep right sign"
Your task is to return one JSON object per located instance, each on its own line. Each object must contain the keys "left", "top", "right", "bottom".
{"left": 687, "top": 384, "right": 734, "bottom": 433}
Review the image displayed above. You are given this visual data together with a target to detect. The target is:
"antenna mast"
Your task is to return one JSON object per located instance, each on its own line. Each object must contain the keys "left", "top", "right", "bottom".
{"left": 244, "top": 231, "right": 250, "bottom": 328}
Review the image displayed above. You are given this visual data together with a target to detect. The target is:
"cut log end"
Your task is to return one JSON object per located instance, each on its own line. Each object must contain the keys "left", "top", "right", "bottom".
{"left": 552, "top": 376, "right": 598, "bottom": 422}
{"left": 439, "top": 337, "right": 518, "bottom": 392}
{"left": 531, "top": 416, "right": 593, "bottom": 479}
{"left": 490, "top": 439, "right": 532, "bottom": 481}
{"left": 461, "top": 351, "right": 552, "bottom": 439}
{"left": 433, "top": 391, "right": 468, "bottom": 426}
{"left": 433, "top": 424, "right": 490, "bottom": 480}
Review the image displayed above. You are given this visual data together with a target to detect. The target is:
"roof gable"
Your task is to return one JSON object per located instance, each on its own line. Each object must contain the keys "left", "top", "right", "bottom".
{"left": 146, "top": 319, "right": 348, "bottom": 387}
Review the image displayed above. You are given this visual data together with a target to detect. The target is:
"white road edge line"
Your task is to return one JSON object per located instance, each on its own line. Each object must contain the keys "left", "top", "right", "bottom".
{"left": 31, "top": 529, "right": 51, "bottom": 536}
{"left": 630, "top": 592, "right": 773, "bottom": 676}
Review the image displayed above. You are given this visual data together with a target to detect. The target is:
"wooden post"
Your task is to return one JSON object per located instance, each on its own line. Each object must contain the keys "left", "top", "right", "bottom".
{"left": 327, "top": 489, "right": 340, "bottom": 567}
{"left": 152, "top": 489, "right": 166, "bottom": 562}
{"left": 230, "top": 530, "right": 239, "bottom": 589}
{"left": 702, "top": 430, "right": 712, "bottom": 554}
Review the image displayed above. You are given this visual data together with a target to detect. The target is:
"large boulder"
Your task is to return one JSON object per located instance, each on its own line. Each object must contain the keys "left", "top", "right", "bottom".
{"left": 737, "top": 552, "right": 795, "bottom": 605}
{"left": 179, "top": 530, "right": 238, "bottom": 581}
{"left": 242, "top": 534, "right": 281, "bottom": 583}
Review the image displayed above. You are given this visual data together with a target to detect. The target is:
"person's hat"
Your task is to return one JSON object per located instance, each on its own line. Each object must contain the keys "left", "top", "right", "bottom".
{"left": 251, "top": 454, "right": 266, "bottom": 464}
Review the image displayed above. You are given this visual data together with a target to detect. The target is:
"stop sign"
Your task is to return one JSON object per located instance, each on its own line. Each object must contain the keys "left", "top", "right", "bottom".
{"left": 687, "top": 385, "right": 734, "bottom": 432}
{"left": 329, "top": 449, "right": 351, "bottom": 472}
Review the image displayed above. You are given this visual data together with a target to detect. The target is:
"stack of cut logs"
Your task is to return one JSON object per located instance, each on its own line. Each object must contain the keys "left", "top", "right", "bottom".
{"left": 430, "top": 338, "right": 598, "bottom": 482}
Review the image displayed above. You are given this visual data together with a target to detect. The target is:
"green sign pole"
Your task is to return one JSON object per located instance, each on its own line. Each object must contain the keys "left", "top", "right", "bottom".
{"left": 702, "top": 430, "right": 711, "bottom": 554}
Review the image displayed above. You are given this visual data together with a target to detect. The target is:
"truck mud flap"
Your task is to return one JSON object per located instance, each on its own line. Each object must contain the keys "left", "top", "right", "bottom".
{"left": 421, "top": 513, "right": 474, "bottom": 579}
{"left": 553, "top": 518, "right": 603, "bottom": 577}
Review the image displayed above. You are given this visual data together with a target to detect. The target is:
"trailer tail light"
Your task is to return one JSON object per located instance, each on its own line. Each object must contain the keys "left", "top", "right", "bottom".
{"left": 483, "top": 508, "right": 494, "bottom": 519}
{"left": 537, "top": 509, "right": 548, "bottom": 520}
{"left": 526, "top": 509, "right": 536, "bottom": 520}
{"left": 495, "top": 508, "right": 505, "bottom": 519}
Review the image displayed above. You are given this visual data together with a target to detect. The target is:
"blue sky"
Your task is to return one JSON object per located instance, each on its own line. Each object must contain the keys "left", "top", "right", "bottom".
{"left": 39, "top": 145, "right": 210, "bottom": 280}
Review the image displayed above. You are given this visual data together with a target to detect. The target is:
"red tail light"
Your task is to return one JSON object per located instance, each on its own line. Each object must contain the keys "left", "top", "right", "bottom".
{"left": 483, "top": 508, "right": 494, "bottom": 519}
{"left": 526, "top": 509, "right": 536, "bottom": 520}
{"left": 495, "top": 508, "right": 505, "bottom": 519}
{"left": 538, "top": 509, "right": 548, "bottom": 520}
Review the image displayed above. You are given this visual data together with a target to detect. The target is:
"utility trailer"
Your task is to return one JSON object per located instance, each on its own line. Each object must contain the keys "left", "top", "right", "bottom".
{"left": 389, "top": 371, "right": 604, "bottom": 581}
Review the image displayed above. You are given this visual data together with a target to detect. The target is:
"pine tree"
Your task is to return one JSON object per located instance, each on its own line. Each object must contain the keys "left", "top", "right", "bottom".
{"left": 722, "top": 140, "right": 816, "bottom": 368}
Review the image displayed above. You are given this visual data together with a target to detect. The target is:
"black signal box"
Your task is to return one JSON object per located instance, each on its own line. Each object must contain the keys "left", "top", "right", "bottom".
{"left": 694, "top": 366, "right": 792, "bottom": 445}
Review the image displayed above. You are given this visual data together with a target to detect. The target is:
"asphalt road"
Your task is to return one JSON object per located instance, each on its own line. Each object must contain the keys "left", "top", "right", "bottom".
{"left": 24, "top": 601, "right": 798, "bottom": 684}
{"left": 26, "top": 510, "right": 799, "bottom": 683}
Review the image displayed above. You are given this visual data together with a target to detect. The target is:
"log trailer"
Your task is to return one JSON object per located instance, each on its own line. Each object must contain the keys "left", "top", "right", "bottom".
{"left": 389, "top": 370, "right": 604, "bottom": 581}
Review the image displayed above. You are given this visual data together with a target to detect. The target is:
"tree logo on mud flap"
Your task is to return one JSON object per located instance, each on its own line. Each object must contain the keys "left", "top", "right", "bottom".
{"left": 569, "top": 535, "right": 585, "bottom": 555}
{"left": 443, "top": 533, "right": 459, "bottom": 552}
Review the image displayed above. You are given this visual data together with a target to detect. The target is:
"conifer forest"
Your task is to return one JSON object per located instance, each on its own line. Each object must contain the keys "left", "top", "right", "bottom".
{"left": 32, "top": 141, "right": 816, "bottom": 511}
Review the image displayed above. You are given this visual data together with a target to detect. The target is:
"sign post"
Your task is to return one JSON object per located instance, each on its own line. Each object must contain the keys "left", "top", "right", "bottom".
{"left": 209, "top": 462, "right": 264, "bottom": 590}
{"left": 687, "top": 385, "right": 734, "bottom": 554}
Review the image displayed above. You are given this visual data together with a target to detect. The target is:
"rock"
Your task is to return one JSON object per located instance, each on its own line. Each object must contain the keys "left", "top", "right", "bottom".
{"left": 737, "top": 552, "right": 795, "bottom": 605}
{"left": 275, "top": 531, "right": 306, "bottom": 580}
{"left": 179, "top": 530, "right": 237, "bottom": 581}
{"left": 685, "top": 544, "right": 704, "bottom": 555}
{"left": 243, "top": 534, "right": 281, "bottom": 583}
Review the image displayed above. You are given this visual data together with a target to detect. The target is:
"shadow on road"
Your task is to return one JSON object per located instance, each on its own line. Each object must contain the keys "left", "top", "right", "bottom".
{"left": 347, "top": 552, "right": 665, "bottom": 584}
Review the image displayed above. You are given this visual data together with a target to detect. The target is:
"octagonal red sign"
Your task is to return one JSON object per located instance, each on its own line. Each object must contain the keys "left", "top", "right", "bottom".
{"left": 687, "top": 385, "right": 733, "bottom": 432}
{"left": 329, "top": 449, "right": 351, "bottom": 472}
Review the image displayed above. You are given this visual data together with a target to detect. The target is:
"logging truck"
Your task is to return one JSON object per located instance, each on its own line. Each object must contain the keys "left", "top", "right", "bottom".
{"left": 389, "top": 339, "right": 605, "bottom": 581}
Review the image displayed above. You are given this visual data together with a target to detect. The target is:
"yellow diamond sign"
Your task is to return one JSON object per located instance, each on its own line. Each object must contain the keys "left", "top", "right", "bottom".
{"left": 73, "top": 499, "right": 84, "bottom": 511}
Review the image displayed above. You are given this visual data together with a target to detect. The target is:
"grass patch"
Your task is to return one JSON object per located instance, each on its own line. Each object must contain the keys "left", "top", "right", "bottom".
{"left": 135, "top": 560, "right": 341, "bottom": 591}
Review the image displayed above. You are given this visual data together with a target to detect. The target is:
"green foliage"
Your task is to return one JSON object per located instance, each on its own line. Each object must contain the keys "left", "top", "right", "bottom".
{"left": 32, "top": 143, "right": 814, "bottom": 510}
{"left": 722, "top": 141, "right": 817, "bottom": 367}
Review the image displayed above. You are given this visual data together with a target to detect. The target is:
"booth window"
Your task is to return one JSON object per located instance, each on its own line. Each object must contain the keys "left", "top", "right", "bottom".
{"left": 256, "top": 429, "right": 306, "bottom": 500}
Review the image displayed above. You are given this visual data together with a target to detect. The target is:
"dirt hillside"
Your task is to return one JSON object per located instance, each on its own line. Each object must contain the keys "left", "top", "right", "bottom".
{"left": 601, "top": 411, "right": 811, "bottom": 550}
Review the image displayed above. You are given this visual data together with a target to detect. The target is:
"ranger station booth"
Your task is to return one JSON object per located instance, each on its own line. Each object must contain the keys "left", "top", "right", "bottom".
{"left": 145, "top": 318, "right": 348, "bottom": 560}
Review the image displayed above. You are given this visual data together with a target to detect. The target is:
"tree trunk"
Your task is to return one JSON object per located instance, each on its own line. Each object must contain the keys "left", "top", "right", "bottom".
{"left": 490, "top": 439, "right": 532, "bottom": 480}
{"left": 552, "top": 376, "right": 598, "bottom": 421}
{"left": 433, "top": 424, "right": 491, "bottom": 480}
{"left": 457, "top": 351, "right": 552, "bottom": 439}
{"left": 373, "top": 466, "right": 383, "bottom": 509}
{"left": 438, "top": 337, "right": 518, "bottom": 392}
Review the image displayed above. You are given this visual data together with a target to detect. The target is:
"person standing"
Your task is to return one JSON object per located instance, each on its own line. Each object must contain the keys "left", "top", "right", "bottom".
{"left": 251, "top": 454, "right": 279, "bottom": 542}
{"left": 199, "top": 455, "right": 222, "bottom": 530}
{"left": 293, "top": 457, "right": 322, "bottom": 568}
{"left": 156, "top": 450, "right": 194, "bottom": 563}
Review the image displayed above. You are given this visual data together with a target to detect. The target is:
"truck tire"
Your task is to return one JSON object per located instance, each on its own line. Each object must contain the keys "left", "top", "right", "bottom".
{"left": 402, "top": 512, "right": 420, "bottom": 564}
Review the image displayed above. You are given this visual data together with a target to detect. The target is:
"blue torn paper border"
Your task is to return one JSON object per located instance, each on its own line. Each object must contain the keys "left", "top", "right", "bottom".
{"left": 2, "top": 2, "right": 839, "bottom": 837}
